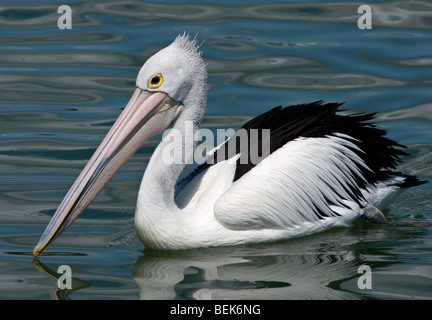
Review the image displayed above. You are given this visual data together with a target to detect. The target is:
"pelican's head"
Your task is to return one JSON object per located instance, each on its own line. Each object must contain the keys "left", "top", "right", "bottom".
{"left": 137, "top": 35, "right": 207, "bottom": 108}
{"left": 33, "top": 34, "right": 207, "bottom": 257}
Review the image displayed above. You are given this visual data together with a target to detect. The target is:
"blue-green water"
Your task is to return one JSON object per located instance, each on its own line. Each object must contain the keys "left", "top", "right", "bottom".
{"left": 0, "top": 0, "right": 431, "bottom": 300}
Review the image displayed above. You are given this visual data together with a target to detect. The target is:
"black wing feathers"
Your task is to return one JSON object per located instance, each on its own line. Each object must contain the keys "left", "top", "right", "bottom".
{"left": 212, "top": 101, "right": 425, "bottom": 189}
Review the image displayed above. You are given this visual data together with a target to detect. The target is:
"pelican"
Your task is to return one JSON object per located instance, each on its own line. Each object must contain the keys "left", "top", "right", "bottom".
{"left": 33, "top": 34, "right": 425, "bottom": 256}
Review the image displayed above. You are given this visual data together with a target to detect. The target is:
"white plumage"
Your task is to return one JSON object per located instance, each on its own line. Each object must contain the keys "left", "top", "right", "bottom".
{"left": 134, "top": 130, "right": 400, "bottom": 250}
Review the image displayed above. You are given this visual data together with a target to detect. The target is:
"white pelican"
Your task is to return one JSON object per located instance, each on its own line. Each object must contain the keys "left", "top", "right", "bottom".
{"left": 33, "top": 34, "right": 426, "bottom": 256}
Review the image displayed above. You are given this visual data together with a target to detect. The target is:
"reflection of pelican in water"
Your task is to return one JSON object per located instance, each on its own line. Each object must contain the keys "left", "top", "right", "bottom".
{"left": 34, "top": 231, "right": 364, "bottom": 299}
{"left": 132, "top": 234, "right": 363, "bottom": 300}
{"left": 33, "top": 34, "right": 425, "bottom": 256}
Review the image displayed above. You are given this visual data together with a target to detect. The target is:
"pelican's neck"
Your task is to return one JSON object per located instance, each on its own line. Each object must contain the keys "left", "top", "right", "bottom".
{"left": 138, "top": 123, "right": 197, "bottom": 209}
{"left": 137, "top": 87, "right": 207, "bottom": 213}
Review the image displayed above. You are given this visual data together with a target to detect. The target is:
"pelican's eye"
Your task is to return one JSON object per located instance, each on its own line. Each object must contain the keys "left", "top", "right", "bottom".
{"left": 148, "top": 73, "right": 163, "bottom": 89}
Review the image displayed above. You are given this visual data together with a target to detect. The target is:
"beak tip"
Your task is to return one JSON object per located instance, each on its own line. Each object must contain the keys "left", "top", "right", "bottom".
{"left": 33, "top": 239, "right": 45, "bottom": 259}
{"left": 32, "top": 246, "right": 40, "bottom": 259}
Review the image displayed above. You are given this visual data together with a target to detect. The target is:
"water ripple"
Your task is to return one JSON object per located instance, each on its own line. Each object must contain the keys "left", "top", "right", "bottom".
{"left": 241, "top": 72, "right": 407, "bottom": 91}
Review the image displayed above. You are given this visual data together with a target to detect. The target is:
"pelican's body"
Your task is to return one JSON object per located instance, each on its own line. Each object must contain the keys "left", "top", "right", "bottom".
{"left": 34, "top": 35, "right": 425, "bottom": 256}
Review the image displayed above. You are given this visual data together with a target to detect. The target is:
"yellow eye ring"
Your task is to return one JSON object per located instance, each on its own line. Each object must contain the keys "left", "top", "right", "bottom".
{"left": 148, "top": 73, "right": 163, "bottom": 89}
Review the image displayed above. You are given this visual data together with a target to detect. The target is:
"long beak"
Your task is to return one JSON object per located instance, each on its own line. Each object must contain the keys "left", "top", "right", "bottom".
{"left": 33, "top": 88, "right": 183, "bottom": 258}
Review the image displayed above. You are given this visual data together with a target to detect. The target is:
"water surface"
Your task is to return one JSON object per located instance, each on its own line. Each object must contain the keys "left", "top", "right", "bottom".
{"left": 0, "top": 0, "right": 431, "bottom": 300}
